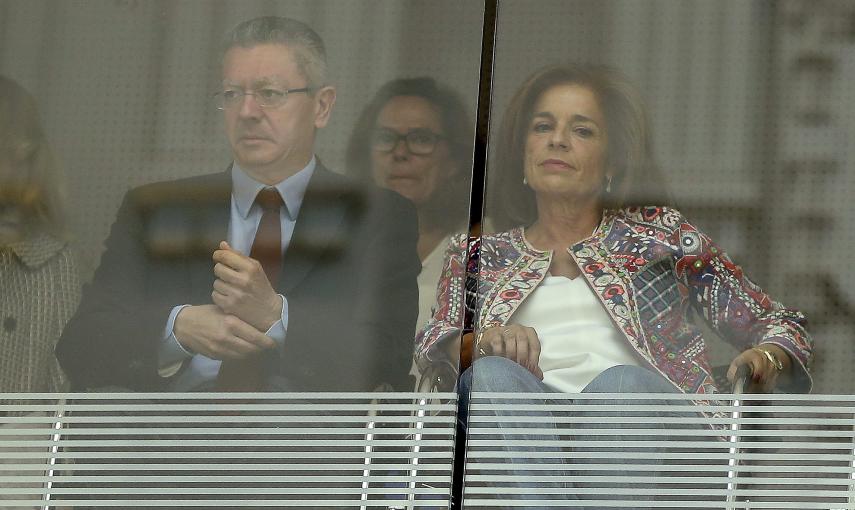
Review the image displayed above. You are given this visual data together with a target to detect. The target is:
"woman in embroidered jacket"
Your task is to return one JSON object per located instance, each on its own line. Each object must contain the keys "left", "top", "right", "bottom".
{"left": 0, "top": 75, "right": 80, "bottom": 394}
{"left": 415, "top": 64, "right": 813, "bottom": 506}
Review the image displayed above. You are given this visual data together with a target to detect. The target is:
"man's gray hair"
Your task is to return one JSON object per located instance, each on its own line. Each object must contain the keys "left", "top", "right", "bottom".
{"left": 223, "top": 16, "right": 327, "bottom": 88}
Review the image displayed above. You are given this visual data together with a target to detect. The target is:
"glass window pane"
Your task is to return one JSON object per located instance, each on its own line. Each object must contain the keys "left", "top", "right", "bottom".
{"left": 466, "top": 0, "right": 853, "bottom": 507}
{"left": 0, "top": 0, "right": 481, "bottom": 505}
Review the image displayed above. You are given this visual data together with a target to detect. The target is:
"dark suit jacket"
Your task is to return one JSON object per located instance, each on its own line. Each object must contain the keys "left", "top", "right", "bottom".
{"left": 56, "top": 163, "right": 420, "bottom": 392}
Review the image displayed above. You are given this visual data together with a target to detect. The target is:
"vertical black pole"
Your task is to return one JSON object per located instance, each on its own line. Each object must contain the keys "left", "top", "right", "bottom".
{"left": 451, "top": 1, "right": 498, "bottom": 509}
{"left": 466, "top": 0, "right": 499, "bottom": 236}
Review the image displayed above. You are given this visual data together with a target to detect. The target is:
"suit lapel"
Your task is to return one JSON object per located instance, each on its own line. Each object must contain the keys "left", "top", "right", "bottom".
{"left": 188, "top": 169, "right": 231, "bottom": 298}
{"left": 278, "top": 163, "right": 353, "bottom": 295}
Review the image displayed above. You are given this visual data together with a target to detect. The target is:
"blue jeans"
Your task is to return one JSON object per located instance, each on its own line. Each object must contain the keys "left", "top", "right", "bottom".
{"left": 458, "top": 357, "right": 692, "bottom": 509}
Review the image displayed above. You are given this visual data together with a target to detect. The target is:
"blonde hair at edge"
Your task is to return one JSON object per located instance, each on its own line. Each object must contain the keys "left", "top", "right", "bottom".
{"left": 0, "top": 75, "right": 66, "bottom": 239}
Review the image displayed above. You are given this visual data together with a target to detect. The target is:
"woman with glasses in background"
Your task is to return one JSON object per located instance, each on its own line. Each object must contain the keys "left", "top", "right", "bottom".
{"left": 347, "top": 77, "right": 473, "bottom": 335}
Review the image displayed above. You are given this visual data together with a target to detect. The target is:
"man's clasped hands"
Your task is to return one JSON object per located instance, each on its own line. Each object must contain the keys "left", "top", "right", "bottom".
{"left": 173, "top": 241, "right": 281, "bottom": 361}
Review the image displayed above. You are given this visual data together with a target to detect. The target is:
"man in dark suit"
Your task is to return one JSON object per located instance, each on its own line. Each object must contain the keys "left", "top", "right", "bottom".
{"left": 56, "top": 16, "right": 420, "bottom": 393}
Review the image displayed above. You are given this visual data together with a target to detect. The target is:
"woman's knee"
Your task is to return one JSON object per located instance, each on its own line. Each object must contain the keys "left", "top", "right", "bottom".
{"left": 584, "top": 365, "right": 679, "bottom": 394}
{"left": 463, "top": 356, "right": 546, "bottom": 393}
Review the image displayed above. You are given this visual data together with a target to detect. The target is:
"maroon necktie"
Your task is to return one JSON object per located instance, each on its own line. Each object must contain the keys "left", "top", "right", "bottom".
{"left": 216, "top": 188, "right": 283, "bottom": 391}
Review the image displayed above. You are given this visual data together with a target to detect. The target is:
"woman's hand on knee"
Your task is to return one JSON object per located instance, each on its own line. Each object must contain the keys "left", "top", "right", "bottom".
{"left": 476, "top": 325, "right": 543, "bottom": 379}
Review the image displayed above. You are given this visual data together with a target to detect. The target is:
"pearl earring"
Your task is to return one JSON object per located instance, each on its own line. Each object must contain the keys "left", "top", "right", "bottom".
{"left": 605, "top": 175, "right": 612, "bottom": 193}
{"left": 523, "top": 176, "right": 528, "bottom": 186}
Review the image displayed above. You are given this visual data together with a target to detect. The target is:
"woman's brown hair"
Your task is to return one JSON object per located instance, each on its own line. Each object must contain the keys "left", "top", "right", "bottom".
{"left": 489, "top": 64, "right": 670, "bottom": 231}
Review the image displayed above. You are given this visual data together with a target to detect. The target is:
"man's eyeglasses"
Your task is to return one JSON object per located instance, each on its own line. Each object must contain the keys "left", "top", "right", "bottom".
{"left": 212, "top": 87, "right": 312, "bottom": 110}
{"left": 371, "top": 128, "right": 445, "bottom": 156}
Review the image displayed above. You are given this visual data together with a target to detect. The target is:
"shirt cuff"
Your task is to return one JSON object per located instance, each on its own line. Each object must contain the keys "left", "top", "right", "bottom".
{"left": 265, "top": 294, "right": 288, "bottom": 349}
{"left": 158, "top": 304, "right": 194, "bottom": 370}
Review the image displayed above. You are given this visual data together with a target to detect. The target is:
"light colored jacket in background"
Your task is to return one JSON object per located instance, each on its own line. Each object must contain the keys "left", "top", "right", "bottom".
{"left": 1, "top": 232, "right": 80, "bottom": 393}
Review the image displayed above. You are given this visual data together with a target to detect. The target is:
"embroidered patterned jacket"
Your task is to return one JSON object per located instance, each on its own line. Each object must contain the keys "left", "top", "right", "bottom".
{"left": 416, "top": 206, "right": 813, "bottom": 395}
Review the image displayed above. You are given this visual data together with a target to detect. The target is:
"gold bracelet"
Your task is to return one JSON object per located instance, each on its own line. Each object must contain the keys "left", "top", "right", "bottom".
{"left": 752, "top": 347, "right": 783, "bottom": 372}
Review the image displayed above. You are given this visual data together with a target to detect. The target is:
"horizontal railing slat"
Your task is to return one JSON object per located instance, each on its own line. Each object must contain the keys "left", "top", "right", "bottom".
{"left": 0, "top": 474, "right": 452, "bottom": 483}
{"left": 1, "top": 487, "right": 447, "bottom": 495}
{"left": 0, "top": 463, "right": 452, "bottom": 472}
{"left": 0, "top": 500, "right": 449, "bottom": 507}
{"left": 464, "top": 474, "right": 854, "bottom": 484}
{"left": 0, "top": 426, "right": 453, "bottom": 436}
{"left": 467, "top": 450, "right": 855, "bottom": 461}
{"left": 0, "top": 414, "right": 454, "bottom": 424}
{"left": 462, "top": 501, "right": 847, "bottom": 508}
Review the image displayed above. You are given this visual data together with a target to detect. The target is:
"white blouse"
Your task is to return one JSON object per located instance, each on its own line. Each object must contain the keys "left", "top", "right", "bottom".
{"left": 416, "top": 237, "right": 449, "bottom": 335}
{"left": 510, "top": 275, "right": 641, "bottom": 393}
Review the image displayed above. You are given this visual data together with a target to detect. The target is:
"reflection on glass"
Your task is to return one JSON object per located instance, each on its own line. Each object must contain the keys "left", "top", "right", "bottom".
{"left": 347, "top": 77, "right": 473, "bottom": 339}
{"left": 1, "top": 2, "right": 480, "bottom": 507}
{"left": 0, "top": 75, "right": 80, "bottom": 505}
{"left": 0, "top": 75, "right": 80, "bottom": 394}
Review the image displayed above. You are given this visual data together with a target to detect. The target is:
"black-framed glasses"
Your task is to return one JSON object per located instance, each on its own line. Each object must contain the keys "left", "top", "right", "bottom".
{"left": 370, "top": 128, "right": 446, "bottom": 155}
{"left": 212, "top": 87, "right": 312, "bottom": 110}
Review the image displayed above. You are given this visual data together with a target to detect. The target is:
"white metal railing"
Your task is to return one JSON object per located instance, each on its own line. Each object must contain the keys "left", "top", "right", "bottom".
{"left": 464, "top": 391, "right": 855, "bottom": 508}
{"left": 0, "top": 392, "right": 457, "bottom": 508}
{"left": 3, "top": 390, "right": 854, "bottom": 508}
